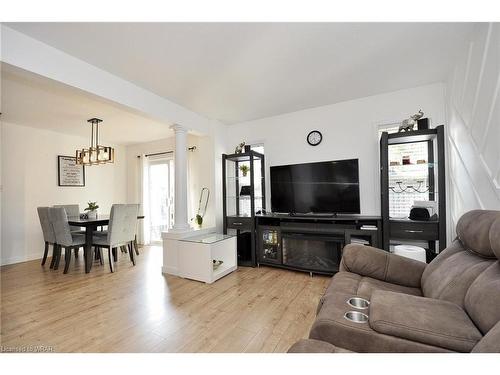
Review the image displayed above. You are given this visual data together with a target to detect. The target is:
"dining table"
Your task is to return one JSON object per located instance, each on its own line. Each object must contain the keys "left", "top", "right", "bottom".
{"left": 68, "top": 214, "right": 145, "bottom": 273}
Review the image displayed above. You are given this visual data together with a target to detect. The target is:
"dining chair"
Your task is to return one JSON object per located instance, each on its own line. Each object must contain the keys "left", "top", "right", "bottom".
{"left": 54, "top": 204, "right": 85, "bottom": 257}
{"left": 37, "top": 207, "right": 58, "bottom": 267}
{"left": 53, "top": 204, "right": 84, "bottom": 232}
{"left": 94, "top": 235, "right": 139, "bottom": 256}
{"left": 92, "top": 204, "right": 139, "bottom": 272}
{"left": 93, "top": 209, "right": 140, "bottom": 256}
{"left": 48, "top": 207, "right": 86, "bottom": 274}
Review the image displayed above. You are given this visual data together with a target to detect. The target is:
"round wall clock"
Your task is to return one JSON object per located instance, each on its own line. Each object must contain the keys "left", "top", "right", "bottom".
{"left": 307, "top": 130, "right": 322, "bottom": 146}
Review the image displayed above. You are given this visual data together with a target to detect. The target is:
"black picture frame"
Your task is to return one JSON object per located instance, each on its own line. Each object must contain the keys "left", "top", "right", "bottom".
{"left": 57, "top": 155, "right": 85, "bottom": 187}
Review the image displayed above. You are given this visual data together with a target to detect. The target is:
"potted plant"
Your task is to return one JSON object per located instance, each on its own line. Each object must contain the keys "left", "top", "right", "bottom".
{"left": 195, "top": 214, "right": 203, "bottom": 227}
{"left": 84, "top": 201, "right": 99, "bottom": 219}
{"left": 239, "top": 164, "right": 250, "bottom": 177}
{"left": 192, "top": 188, "right": 210, "bottom": 228}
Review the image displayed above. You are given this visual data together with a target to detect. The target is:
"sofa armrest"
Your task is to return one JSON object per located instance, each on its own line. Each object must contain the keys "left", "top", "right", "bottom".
{"left": 340, "top": 244, "right": 426, "bottom": 288}
{"left": 369, "top": 290, "right": 482, "bottom": 352}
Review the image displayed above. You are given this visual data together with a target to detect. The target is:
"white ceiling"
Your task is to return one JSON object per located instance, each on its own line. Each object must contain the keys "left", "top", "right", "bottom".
{"left": 1, "top": 64, "right": 173, "bottom": 145}
{"left": 6, "top": 23, "right": 475, "bottom": 125}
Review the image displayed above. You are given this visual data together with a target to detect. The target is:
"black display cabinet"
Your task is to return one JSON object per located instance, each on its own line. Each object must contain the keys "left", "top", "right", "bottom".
{"left": 380, "top": 125, "right": 446, "bottom": 257}
{"left": 222, "top": 147, "right": 265, "bottom": 266}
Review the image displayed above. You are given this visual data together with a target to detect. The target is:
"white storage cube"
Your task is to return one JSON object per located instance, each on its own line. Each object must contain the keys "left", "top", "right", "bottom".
{"left": 394, "top": 244, "right": 426, "bottom": 263}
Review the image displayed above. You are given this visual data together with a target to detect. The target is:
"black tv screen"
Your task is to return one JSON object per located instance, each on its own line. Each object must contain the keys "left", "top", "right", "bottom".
{"left": 270, "top": 159, "right": 360, "bottom": 214}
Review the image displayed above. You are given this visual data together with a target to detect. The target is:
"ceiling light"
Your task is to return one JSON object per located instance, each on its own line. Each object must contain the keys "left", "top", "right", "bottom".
{"left": 76, "top": 118, "right": 114, "bottom": 166}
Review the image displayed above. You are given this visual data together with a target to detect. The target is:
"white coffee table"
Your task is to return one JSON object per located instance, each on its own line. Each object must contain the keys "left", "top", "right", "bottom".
{"left": 177, "top": 233, "right": 237, "bottom": 283}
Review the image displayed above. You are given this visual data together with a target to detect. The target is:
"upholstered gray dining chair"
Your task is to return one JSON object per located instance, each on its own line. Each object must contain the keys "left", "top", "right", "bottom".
{"left": 54, "top": 204, "right": 86, "bottom": 258}
{"left": 92, "top": 204, "right": 139, "bottom": 272}
{"left": 37, "top": 207, "right": 58, "bottom": 267}
{"left": 93, "top": 216, "right": 140, "bottom": 257}
{"left": 53, "top": 204, "right": 84, "bottom": 233}
{"left": 48, "top": 207, "right": 86, "bottom": 274}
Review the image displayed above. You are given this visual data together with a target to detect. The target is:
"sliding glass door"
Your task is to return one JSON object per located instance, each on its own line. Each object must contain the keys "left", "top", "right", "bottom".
{"left": 147, "top": 157, "right": 174, "bottom": 243}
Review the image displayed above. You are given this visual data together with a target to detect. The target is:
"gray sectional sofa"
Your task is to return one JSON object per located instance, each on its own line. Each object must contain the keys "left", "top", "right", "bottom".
{"left": 288, "top": 210, "right": 500, "bottom": 353}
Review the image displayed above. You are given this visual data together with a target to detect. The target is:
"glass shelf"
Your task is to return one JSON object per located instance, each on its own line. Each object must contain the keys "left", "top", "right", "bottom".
{"left": 224, "top": 152, "right": 264, "bottom": 162}
{"left": 180, "top": 233, "right": 235, "bottom": 244}
{"left": 388, "top": 162, "right": 437, "bottom": 170}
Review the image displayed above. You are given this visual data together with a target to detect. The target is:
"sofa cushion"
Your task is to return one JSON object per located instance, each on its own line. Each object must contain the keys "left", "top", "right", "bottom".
{"left": 421, "top": 239, "right": 493, "bottom": 307}
{"left": 310, "top": 291, "right": 451, "bottom": 353}
{"left": 464, "top": 262, "right": 500, "bottom": 334}
{"left": 490, "top": 216, "right": 500, "bottom": 259}
{"left": 326, "top": 271, "right": 362, "bottom": 295}
{"left": 370, "top": 290, "right": 482, "bottom": 352}
{"left": 287, "top": 339, "right": 352, "bottom": 353}
{"left": 456, "top": 210, "right": 500, "bottom": 259}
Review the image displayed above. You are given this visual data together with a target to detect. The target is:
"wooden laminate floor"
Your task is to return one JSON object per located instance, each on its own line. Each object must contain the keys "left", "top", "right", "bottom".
{"left": 0, "top": 245, "right": 329, "bottom": 353}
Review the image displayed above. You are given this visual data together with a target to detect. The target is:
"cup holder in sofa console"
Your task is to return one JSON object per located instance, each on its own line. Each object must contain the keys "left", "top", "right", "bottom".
{"left": 347, "top": 297, "right": 370, "bottom": 309}
{"left": 344, "top": 311, "right": 369, "bottom": 323}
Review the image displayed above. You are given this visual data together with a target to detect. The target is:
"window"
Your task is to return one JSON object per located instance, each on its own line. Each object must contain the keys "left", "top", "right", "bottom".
{"left": 378, "top": 125, "right": 430, "bottom": 219}
{"left": 146, "top": 156, "right": 174, "bottom": 242}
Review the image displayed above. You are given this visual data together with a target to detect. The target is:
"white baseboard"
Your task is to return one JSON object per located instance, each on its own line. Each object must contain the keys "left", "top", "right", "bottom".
{"left": 1, "top": 252, "right": 42, "bottom": 266}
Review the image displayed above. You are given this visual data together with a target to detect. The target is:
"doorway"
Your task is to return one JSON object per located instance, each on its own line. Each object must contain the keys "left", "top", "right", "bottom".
{"left": 146, "top": 156, "right": 174, "bottom": 243}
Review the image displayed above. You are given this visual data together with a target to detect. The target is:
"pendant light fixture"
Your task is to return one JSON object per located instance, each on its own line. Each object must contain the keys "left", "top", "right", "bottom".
{"left": 76, "top": 118, "right": 115, "bottom": 166}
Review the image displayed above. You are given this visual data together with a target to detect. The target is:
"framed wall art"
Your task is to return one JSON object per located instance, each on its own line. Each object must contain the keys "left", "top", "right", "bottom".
{"left": 58, "top": 155, "right": 85, "bottom": 187}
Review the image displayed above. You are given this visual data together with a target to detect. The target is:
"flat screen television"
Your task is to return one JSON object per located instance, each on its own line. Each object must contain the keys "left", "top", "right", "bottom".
{"left": 270, "top": 159, "right": 360, "bottom": 214}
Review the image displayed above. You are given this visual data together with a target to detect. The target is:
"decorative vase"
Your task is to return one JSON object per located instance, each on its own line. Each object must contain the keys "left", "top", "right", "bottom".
{"left": 87, "top": 210, "right": 98, "bottom": 219}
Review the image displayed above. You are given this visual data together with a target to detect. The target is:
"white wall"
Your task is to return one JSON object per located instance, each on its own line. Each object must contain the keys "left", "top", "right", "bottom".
{"left": 125, "top": 134, "right": 216, "bottom": 231}
{"left": 225, "top": 83, "right": 446, "bottom": 216}
{"left": 445, "top": 23, "right": 500, "bottom": 235}
{"left": 188, "top": 134, "right": 216, "bottom": 229}
{"left": 0, "top": 122, "right": 127, "bottom": 265}
{"left": 211, "top": 121, "right": 228, "bottom": 232}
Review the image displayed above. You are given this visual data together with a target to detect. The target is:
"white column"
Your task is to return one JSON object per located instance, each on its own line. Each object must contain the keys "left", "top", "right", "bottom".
{"left": 170, "top": 124, "right": 191, "bottom": 231}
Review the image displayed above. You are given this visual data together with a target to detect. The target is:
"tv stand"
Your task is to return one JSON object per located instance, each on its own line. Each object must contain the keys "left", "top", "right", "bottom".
{"left": 255, "top": 213, "right": 382, "bottom": 275}
{"left": 304, "top": 212, "right": 338, "bottom": 217}
{"left": 287, "top": 212, "right": 341, "bottom": 218}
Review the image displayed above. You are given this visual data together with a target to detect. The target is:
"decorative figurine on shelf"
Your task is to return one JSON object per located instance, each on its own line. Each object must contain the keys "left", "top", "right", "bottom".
{"left": 239, "top": 164, "right": 250, "bottom": 177}
{"left": 234, "top": 142, "right": 246, "bottom": 154}
{"left": 84, "top": 201, "right": 99, "bottom": 219}
{"left": 192, "top": 187, "right": 210, "bottom": 227}
{"left": 398, "top": 118, "right": 415, "bottom": 132}
{"left": 411, "top": 109, "right": 424, "bottom": 122}
{"left": 398, "top": 109, "right": 424, "bottom": 132}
